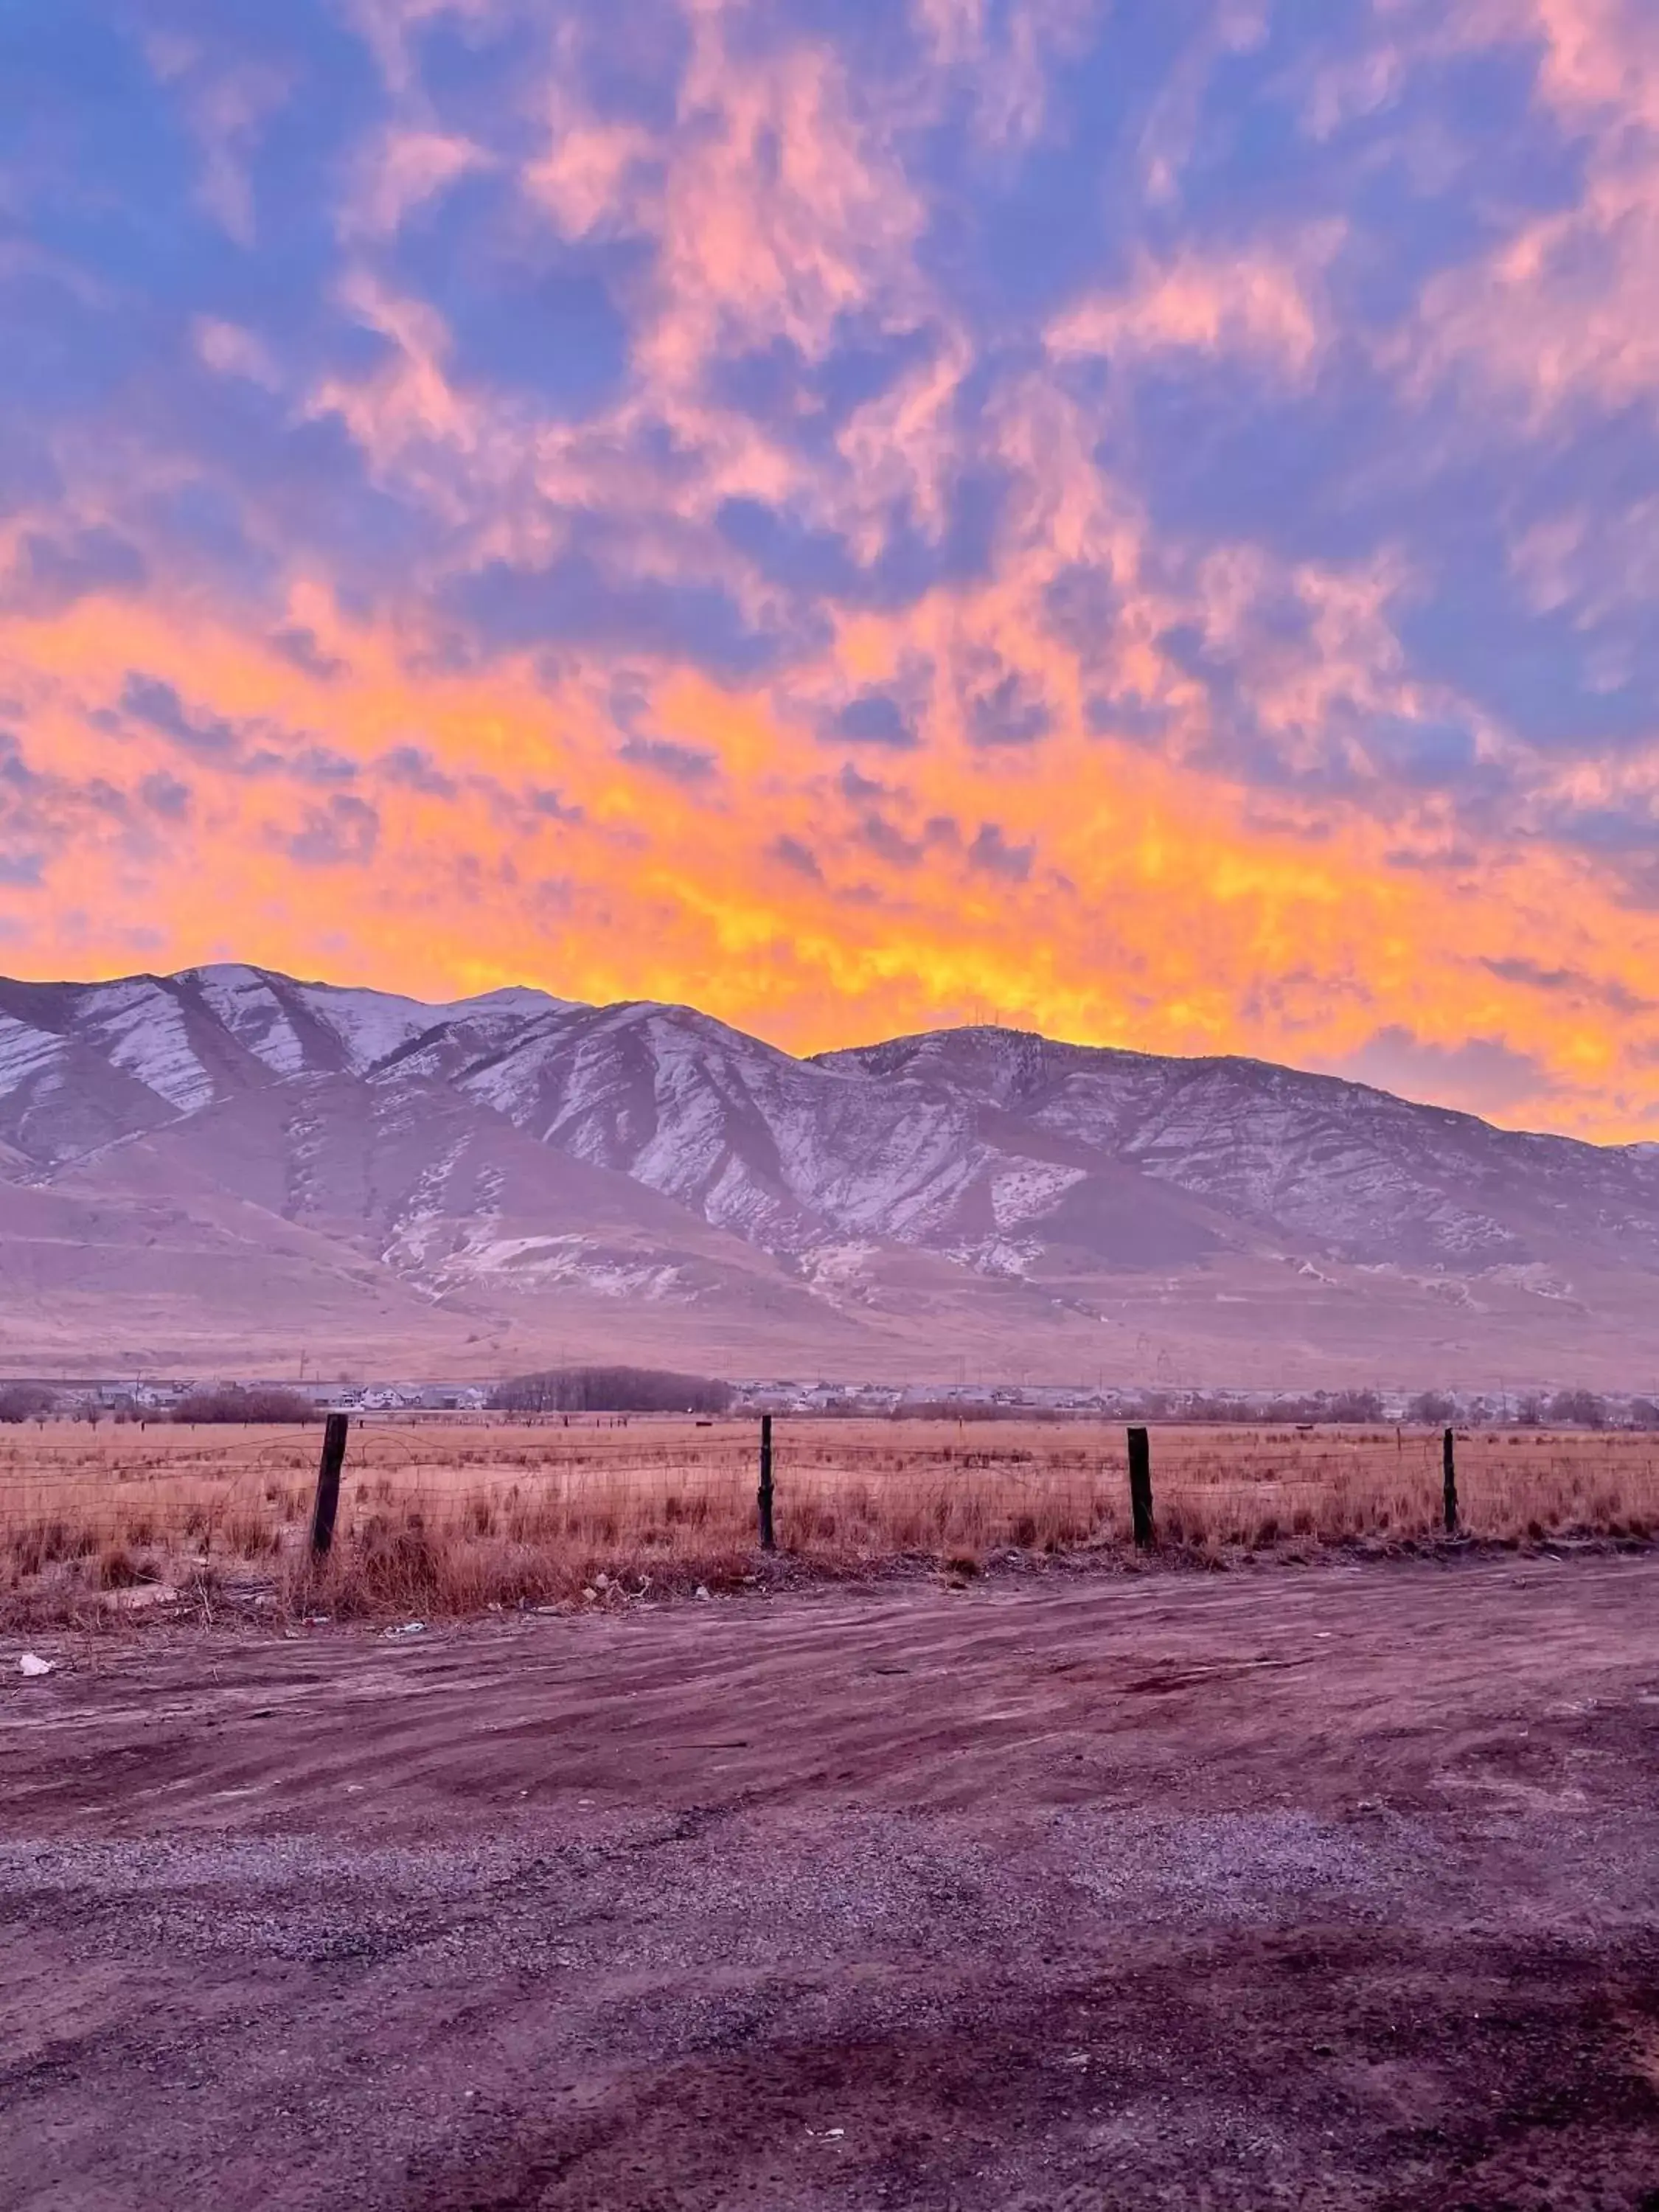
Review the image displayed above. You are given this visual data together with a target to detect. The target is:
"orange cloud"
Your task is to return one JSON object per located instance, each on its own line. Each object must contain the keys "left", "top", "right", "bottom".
{"left": 6, "top": 574, "right": 1659, "bottom": 1142}
{"left": 9, "top": 0, "right": 1659, "bottom": 1156}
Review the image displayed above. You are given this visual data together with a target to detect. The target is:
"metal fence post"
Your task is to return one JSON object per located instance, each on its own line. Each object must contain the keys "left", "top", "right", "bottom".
{"left": 1127, "top": 1425, "right": 1154, "bottom": 1548}
{"left": 1442, "top": 1426, "right": 1458, "bottom": 1534}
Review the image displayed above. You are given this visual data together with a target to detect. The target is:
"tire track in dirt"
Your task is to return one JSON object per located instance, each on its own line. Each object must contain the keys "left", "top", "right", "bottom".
{"left": 1, "top": 1554, "right": 1658, "bottom": 2208}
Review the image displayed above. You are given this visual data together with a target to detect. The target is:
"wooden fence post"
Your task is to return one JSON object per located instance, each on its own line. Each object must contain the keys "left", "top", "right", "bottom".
{"left": 1127, "top": 1425, "right": 1155, "bottom": 1548}
{"left": 309, "top": 1412, "right": 349, "bottom": 1557}
{"left": 757, "top": 1412, "right": 776, "bottom": 1551}
{"left": 1442, "top": 1426, "right": 1458, "bottom": 1535}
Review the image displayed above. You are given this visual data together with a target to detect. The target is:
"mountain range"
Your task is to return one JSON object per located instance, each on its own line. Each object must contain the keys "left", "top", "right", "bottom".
{"left": 2, "top": 962, "right": 1656, "bottom": 1388}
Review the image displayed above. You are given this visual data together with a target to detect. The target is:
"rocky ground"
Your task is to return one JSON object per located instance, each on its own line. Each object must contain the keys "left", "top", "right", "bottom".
{"left": 3, "top": 1553, "right": 1659, "bottom": 2209}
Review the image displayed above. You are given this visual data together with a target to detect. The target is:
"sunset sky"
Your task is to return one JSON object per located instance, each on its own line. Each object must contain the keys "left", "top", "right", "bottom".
{"left": 4, "top": 1, "right": 1659, "bottom": 1138}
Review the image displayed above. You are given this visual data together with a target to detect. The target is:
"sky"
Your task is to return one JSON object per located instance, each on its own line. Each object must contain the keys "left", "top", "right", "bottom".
{"left": 3, "top": 0, "right": 1659, "bottom": 1139}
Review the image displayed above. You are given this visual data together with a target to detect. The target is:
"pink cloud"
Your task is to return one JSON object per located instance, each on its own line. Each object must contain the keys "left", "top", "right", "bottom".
{"left": 911, "top": 0, "right": 1102, "bottom": 151}
{"left": 1373, "top": 0, "right": 1659, "bottom": 424}
{"left": 192, "top": 317, "right": 282, "bottom": 389}
{"left": 341, "top": 128, "right": 492, "bottom": 240}
{"left": 1048, "top": 235, "right": 1339, "bottom": 382}
{"left": 143, "top": 36, "right": 296, "bottom": 246}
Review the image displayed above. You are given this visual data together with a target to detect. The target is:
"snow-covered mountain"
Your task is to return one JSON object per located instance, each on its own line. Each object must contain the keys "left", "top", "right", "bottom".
{"left": 0, "top": 964, "right": 568, "bottom": 1160}
{"left": 2, "top": 962, "right": 1656, "bottom": 1385}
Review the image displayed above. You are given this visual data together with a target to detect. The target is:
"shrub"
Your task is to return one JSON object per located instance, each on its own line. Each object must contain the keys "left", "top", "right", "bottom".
{"left": 173, "top": 1385, "right": 317, "bottom": 1424}
{"left": 1546, "top": 1388, "right": 1607, "bottom": 1429}
{"left": 489, "top": 1365, "right": 732, "bottom": 1415}
{"left": 97, "top": 1543, "right": 143, "bottom": 1588}
{"left": 1327, "top": 1390, "right": 1385, "bottom": 1425}
{"left": 0, "top": 1383, "right": 55, "bottom": 1423}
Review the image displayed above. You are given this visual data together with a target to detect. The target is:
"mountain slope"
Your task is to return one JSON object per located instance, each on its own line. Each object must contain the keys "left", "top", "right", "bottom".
{"left": 1, "top": 963, "right": 1655, "bottom": 1385}
{"left": 817, "top": 1029, "right": 1659, "bottom": 1272}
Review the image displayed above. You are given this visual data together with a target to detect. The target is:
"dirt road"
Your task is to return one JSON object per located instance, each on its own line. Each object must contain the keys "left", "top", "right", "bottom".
{"left": 4, "top": 1554, "right": 1659, "bottom": 2209}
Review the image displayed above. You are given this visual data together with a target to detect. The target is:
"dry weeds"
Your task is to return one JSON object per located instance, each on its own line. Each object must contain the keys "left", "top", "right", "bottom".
{"left": 1, "top": 1417, "right": 1656, "bottom": 1626}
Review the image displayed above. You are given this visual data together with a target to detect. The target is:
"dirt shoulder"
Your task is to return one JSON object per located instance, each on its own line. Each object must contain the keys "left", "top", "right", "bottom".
{"left": 3, "top": 1554, "right": 1659, "bottom": 2209}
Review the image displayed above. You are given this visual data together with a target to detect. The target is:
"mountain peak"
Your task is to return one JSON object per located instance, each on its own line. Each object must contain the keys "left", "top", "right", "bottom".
{"left": 1, "top": 961, "right": 1656, "bottom": 1382}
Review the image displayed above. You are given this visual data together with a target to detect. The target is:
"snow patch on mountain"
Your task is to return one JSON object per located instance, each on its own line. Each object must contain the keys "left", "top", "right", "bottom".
{"left": 798, "top": 1240, "right": 884, "bottom": 1303}
{"left": 945, "top": 1236, "right": 1043, "bottom": 1278}
{"left": 990, "top": 1160, "right": 1088, "bottom": 1230}
{"left": 442, "top": 1232, "right": 689, "bottom": 1301}
{"left": 187, "top": 966, "right": 309, "bottom": 1077}
{"left": 383, "top": 1135, "right": 477, "bottom": 1267}
{"left": 449, "top": 986, "right": 574, "bottom": 1021}
{"left": 288, "top": 981, "right": 452, "bottom": 1073}
{"left": 78, "top": 979, "right": 214, "bottom": 1113}
{"left": 0, "top": 1015, "right": 63, "bottom": 1097}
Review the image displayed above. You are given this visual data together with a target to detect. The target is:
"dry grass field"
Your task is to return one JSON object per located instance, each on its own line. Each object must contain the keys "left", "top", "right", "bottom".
{"left": 2, "top": 1414, "right": 1658, "bottom": 1625}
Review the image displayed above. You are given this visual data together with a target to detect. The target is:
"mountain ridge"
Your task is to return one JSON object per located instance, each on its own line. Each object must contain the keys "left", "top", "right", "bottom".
{"left": 815, "top": 1022, "right": 1610, "bottom": 1162}
{"left": 1, "top": 962, "right": 1655, "bottom": 1387}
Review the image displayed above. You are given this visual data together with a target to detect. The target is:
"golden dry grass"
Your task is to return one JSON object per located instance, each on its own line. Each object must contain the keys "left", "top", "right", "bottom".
{"left": 1, "top": 1416, "right": 1656, "bottom": 1624}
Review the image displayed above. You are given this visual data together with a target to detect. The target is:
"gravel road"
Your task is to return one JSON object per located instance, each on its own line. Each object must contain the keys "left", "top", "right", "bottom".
{"left": 4, "top": 1553, "right": 1659, "bottom": 2209}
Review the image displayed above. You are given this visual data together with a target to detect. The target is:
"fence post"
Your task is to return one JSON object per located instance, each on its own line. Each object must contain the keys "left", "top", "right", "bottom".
{"left": 1442, "top": 1426, "right": 1458, "bottom": 1535}
{"left": 309, "top": 1412, "right": 349, "bottom": 1557}
{"left": 1127, "top": 1425, "right": 1155, "bottom": 1548}
{"left": 757, "top": 1412, "right": 776, "bottom": 1551}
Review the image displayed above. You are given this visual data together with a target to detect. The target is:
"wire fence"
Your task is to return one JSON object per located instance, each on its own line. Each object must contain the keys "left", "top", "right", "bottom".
{"left": 3, "top": 1419, "right": 1658, "bottom": 1575}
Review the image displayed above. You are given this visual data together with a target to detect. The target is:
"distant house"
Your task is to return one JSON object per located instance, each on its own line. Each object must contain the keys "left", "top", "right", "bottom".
{"left": 132, "top": 1382, "right": 186, "bottom": 1411}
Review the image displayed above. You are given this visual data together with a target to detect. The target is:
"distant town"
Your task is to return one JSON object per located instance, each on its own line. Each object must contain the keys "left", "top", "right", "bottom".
{"left": 7, "top": 1375, "right": 1658, "bottom": 1427}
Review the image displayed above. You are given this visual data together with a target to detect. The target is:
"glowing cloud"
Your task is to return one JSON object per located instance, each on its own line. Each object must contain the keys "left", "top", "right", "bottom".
{"left": 1, "top": 0, "right": 1657, "bottom": 1141}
